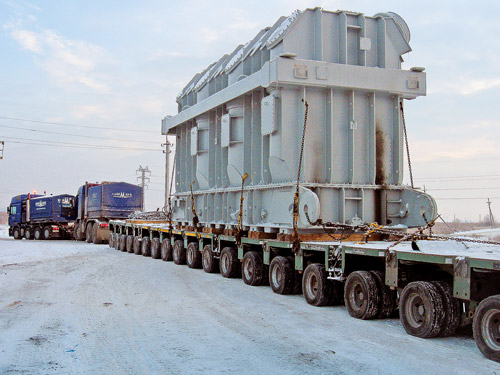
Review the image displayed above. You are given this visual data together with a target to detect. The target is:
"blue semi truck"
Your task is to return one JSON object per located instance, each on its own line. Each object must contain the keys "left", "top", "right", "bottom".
{"left": 73, "top": 182, "right": 143, "bottom": 244}
{"left": 7, "top": 194, "right": 77, "bottom": 240}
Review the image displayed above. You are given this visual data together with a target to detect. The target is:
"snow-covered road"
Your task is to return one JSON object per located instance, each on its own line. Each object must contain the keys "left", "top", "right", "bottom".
{"left": 1, "top": 229, "right": 499, "bottom": 374}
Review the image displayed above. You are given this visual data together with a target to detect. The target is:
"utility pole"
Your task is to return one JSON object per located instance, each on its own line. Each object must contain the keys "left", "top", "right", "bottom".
{"left": 487, "top": 198, "right": 495, "bottom": 227}
{"left": 162, "top": 137, "right": 173, "bottom": 209}
{"left": 136, "top": 165, "right": 150, "bottom": 211}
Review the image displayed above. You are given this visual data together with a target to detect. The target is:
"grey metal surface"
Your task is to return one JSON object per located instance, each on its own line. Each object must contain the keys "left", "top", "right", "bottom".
{"left": 162, "top": 7, "right": 437, "bottom": 233}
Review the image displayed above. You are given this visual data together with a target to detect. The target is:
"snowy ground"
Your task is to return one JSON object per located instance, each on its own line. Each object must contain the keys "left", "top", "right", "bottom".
{"left": 1, "top": 225, "right": 500, "bottom": 374}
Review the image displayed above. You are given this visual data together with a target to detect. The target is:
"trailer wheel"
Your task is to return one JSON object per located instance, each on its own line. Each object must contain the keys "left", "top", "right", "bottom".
{"left": 25, "top": 227, "right": 33, "bottom": 240}
{"left": 220, "top": 247, "right": 240, "bottom": 278}
{"left": 141, "top": 237, "right": 151, "bottom": 256}
{"left": 473, "top": 295, "right": 500, "bottom": 362}
{"left": 173, "top": 240, "right": 186, "bottom": 265}
{"left": 370, "top": 270, "right": 396, "bottom": 319}
{"left": 269, "top": 256, "right": 294, "bottom": 295}
{"left": 13, "top": 227, "right": 21, "bottom": 240}
{"left": 108, "top": 233, "right": 114, "bottom": 248}
{"left": 151, "top": 238, "right": 161, "bottom": 259}
{"left": 126, "top": 235, "right": 133, "bottom": 252}
{"left": 43, "top": 227, "right": 52, "bottom": 240}
{"left": 242, "top": 251, "right": 266, "bottom": 286}
{"left": 202, "top": 245, "right": 218, "bottom": 273}
{"left": 161, "top": 239, "right": 173, "bottom": 261}
{"left": 431, "top": 280, "right": 461, "bottom": 337}
{"left": 400, "top": 281, "right": 445, "bottom": 338}
{"left": 186, "top": 242, "right": 201, "bottom": 269}
{"left": 117, "top": 234, "right": 126, "bottom": 251}
{"left": 74, "top": 223, "right": 85, "bottom": 241}
{"left": 133, "top": 236, "right": 142, "bottom": 254}
{"left": 86, "top": 223, "right": 94, "bottom": 243}
{"left": 33, "top": 227, "right": 42, "bottom": 240}
{"left": 302, "top": 263, "right": 331, "bottom": 306}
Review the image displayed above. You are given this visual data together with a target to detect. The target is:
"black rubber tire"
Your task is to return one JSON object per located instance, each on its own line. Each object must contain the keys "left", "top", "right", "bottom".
{"left": 43, "top": 227, "right": 52, "bottom": 240}
{"left": 108, "top": 233, "right": 115, "bottom": 248}
{"left": 141, "top": 237, "right": 151, "bottom": 257}
{"left": 202, "top": 245, "right": 219, "bottom": 273}
{"left": 242, "top": 251, "right": 266, "bottom": 286}
{"left": 13, "top": 227, "right": 21, "bottom": 240}
{"left": 34, "top": 227, "right": 42, "bottom": 241}
{"left": 161, "top": 239, "right": 173, "bottom": 261}
{"left": 173, "top": 240, "right": 186, "bottom": 265}
{"left": 473, "top": 295, "right": 500, "bottom": 362}
{"left": 302, "top": 263, "right": 331, "bottom": 306}
{"left": 151, "top": 238, "right": 161, "bottom": 259}
{"left": 431, "top": 280, "right": 461, "bottom": 337}
{"left": 126, "top": 235, "right": 134, "bottom": 252}
{"left": 75, "top": 223, "right": 85, "bottom": 241}
{"left": 118, "top": 234, "right": 127, "bottom": 251}
{"left": 86, "top": 223, "right": 94, "bottom": 243}
{"left": 269, "top": 256, "right": 294, "bottom": 295}
{"left": 220, "top": 247, "right": 240, "bottom": 278}
{"left": 400, "top": 281, "right": 445, "bottom": 338}
{"left": 344, "top": 271, "right": 380, "bottom": 319}
{"left": 25, "top": 227, "right": 33, "bottom": 240}
{"left": 186, "top": 242, "right": 202, "bottom": 269}
{"left": 133, "top": 236, "right": 142, "bottom": 255}
{"left": 92, "top": 224, "right": 103, "bottom": 244}
{"left": 370, "top": 270, "right": 397, "bottom": 319}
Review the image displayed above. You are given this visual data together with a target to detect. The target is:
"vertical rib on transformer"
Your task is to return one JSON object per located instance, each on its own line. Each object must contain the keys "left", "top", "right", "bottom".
{"left": 162, "top": 8, "right": 437, "bottom": 234}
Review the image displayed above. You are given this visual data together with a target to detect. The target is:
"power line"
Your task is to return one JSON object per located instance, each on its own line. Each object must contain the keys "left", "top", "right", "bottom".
{"left": 1, "top": 135, "right": 161, "bottom": 151}
{"left": 0, "top": 123, "right": 159, "bottom": 144}
{"left": 415, "top": 174, "right": 500, "bottom": 182}
{"left": 0, "top": 115, "right": 158, "bottom": 134}
{"left": 434, "top": 197, "right": 500, "bottom": 200}
{"left": 427, "top": 187, "right": 500, "bottom": 191}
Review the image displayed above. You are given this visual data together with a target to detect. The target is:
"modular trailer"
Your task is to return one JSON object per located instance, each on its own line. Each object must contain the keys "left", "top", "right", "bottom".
{"left": 108, "top": 220, "right": 500, "bottom": 362}
{"left": 108, "top": 7, "right": 500, "bottom": 364}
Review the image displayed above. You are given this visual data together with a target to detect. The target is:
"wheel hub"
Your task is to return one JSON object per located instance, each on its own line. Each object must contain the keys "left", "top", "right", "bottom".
{"left": 482, "top": 309, "right": 500, "bottom": 351}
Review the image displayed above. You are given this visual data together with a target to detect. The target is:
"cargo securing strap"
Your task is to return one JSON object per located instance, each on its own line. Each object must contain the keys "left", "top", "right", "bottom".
{"left": 292, "top": 100, "right": 309, "bottom": 254}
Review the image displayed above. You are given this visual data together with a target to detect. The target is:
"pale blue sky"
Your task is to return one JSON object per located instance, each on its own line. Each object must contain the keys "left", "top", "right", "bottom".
{"left": 1, "top": 0, "right": 499, "bottom": 221}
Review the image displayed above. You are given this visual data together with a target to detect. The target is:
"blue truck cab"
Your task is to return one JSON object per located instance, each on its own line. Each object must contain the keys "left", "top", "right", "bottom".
{"left": 7, "top": 193, "right": 76, "bottom": 240}
{"left": 74, "top": 181, "right": 143, "bottom": 244}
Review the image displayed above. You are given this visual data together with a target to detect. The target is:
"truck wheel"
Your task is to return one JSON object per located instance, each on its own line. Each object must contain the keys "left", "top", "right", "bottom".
{"left": 344, "top": 271, "right": 380, "bottom": 319}
{"left": 173, "top": 240, "right": 186, "bottom": 265}
{"left": 302, "top": 263, "right": 331, "bottom": 306}
{"left": 133, "top": 236, "right": 142, "bottom": 254}
{"left": 151, "top": 238, "right": 161, "bottom": 259}
{"left": 75, "top": 223, "right": 85, "bottom": 241}
{"left": 370, "top": 270, "right": 396, "bottom": 319}
{"left": 431, "top": 280, "right": 461, "bottom": 337}
{"left": 141, "top": 237, "right": 151, "bottom": 256}
{"left": 202, "top": 245, "right": 218, "bottom": 273}
{"left": 33, "top": 227, "right": 42, "bottom": 240}
{"left": 86, "top": 223, "right": 94, "bottom": 243}
{"left": 269, "top": 256, "right": 294, "bottom": 295}
{"left": 186, "top": 242, "right": 201, "bottom": 269}
{"left": 400, "top": 281, "right": 445, "bottom": 338}
{"left": 43, "top": 227, "right": 52, "bottom": 240}
{"left": 473, "top": 295, "right": 500, "bottom": 362}
{"left": 92, "top": 224, "right": 103, "bottom": 244}
{"left": 25, "top": 227, "right": 33, "bottom": 240}
{"left": 242, "top": 251, "right": 266, "bottom": 286}
{"left": 161, "top": 239, "right": 173, "bottom": 261}
{"left": 108, "top": 233, "right": 114, "bottom": 248}
{"left": 13, "top": 227, "right": 21, "bottom": 240}
{"left": 126, "top": 235, "right": 134, "bottom": 252}
{"left": 220, "top": 247, "right": 240, "bottom": 278}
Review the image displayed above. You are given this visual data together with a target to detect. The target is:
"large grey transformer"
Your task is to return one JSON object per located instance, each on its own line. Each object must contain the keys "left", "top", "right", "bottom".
{"left": 162, "top": 8, "right": 437, "bottom": 234}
